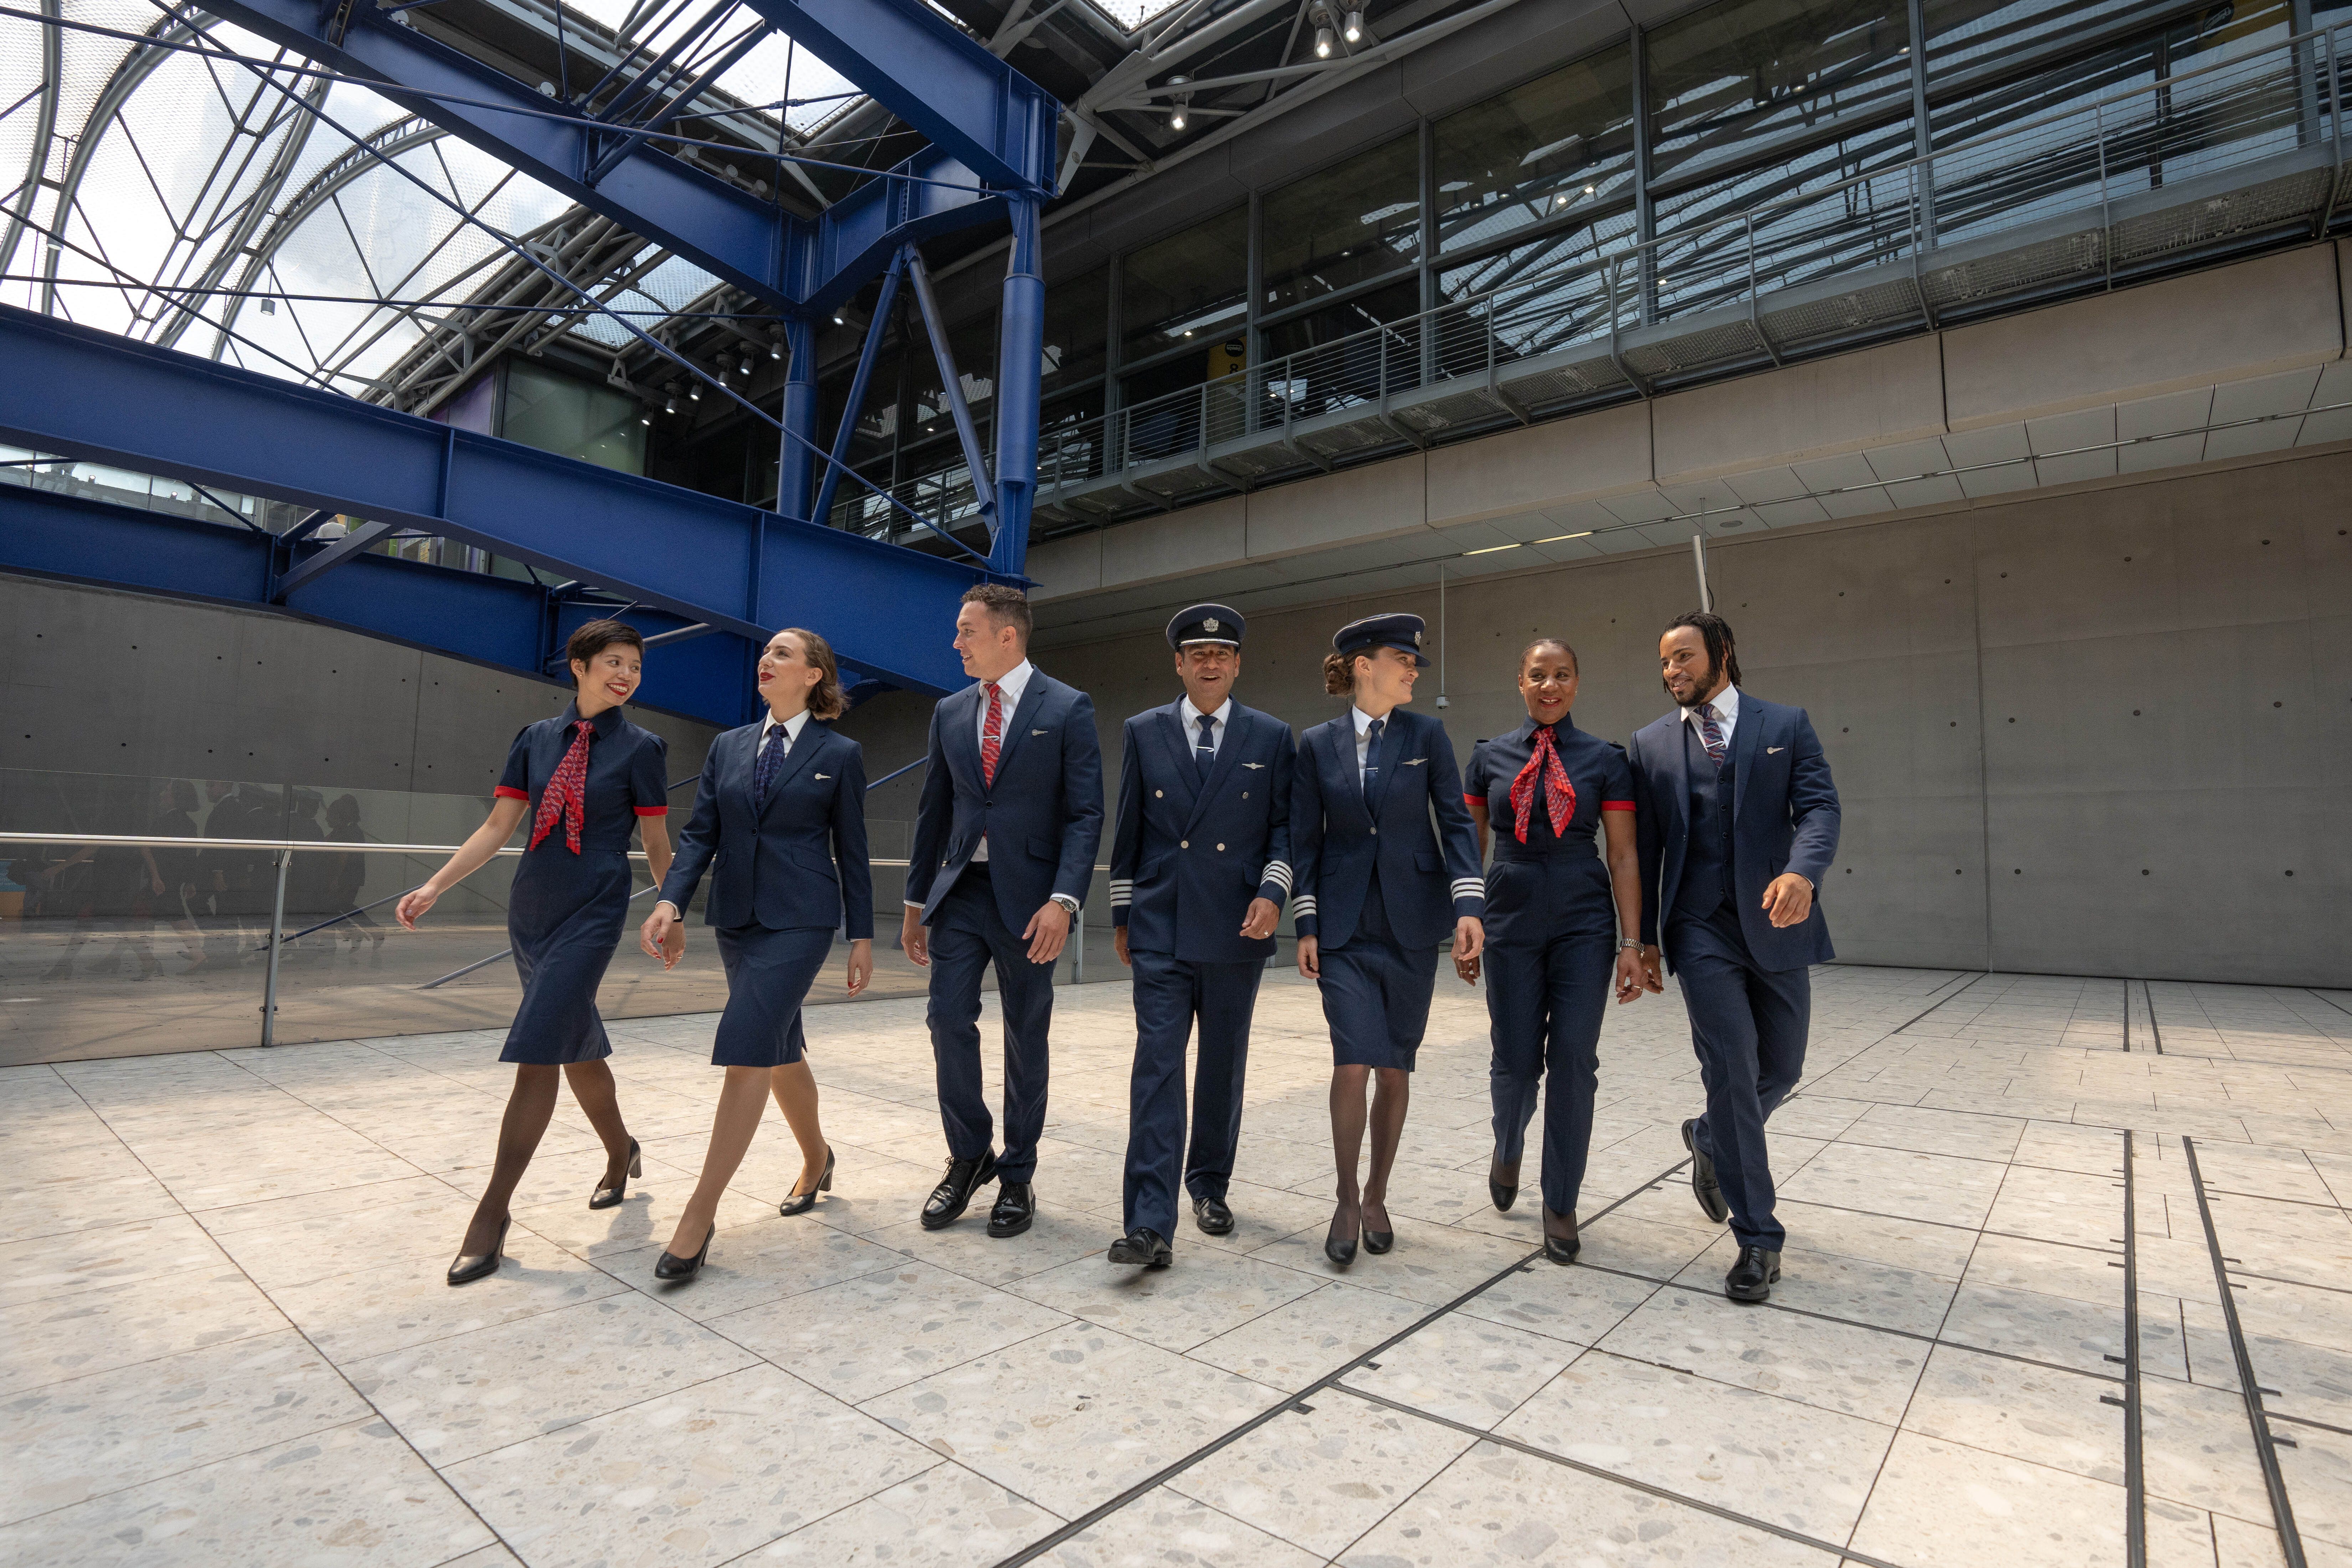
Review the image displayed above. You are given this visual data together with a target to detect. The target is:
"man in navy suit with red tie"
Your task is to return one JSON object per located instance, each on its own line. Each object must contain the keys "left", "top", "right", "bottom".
{"left": 903, "top": 584, "right": 1103, "bottom": 1239}
{"left": 1625, "top": 611, "right": 1840, "bottom": 1305}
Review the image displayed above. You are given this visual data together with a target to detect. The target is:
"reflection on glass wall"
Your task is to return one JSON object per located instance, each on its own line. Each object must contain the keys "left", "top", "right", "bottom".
{"left": 1261, "top": 135, "right": 1423, "bottom": 310}
{"left": 503, "top": 361, "right": 647, "bottom": 474}
{"left": 1435, "top": 43, "right": 1636, "bottom": 256}
{"left": 1041, "top": 265, "right": 1109, "bottom": 394}
{"left": 1121, "top": 205, "right": 1248, "bottom": 364}
{"left": 1646, "top": 0, "right": 1914, "bottom": 181}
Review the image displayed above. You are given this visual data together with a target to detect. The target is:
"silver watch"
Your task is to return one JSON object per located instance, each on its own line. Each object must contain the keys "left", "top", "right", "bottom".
{"left": 1617, "top": 938, "right": 1643, "bottom": 951}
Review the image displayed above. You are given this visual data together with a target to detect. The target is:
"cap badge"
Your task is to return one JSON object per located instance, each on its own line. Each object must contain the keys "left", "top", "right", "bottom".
{"left": 1413, "top": 630, "right": 1424, "bottom": 647}
{"left": 1203, "top": 617, "right": 1219, "bottom": 633}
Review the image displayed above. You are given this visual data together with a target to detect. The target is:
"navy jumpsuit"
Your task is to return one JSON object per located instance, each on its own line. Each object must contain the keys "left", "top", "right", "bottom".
{"left": 1464, "top": 717, "right": 1634, "bottom": 1219}
{"left": 492, "top": 703, "right": 669, "bottom": 1064}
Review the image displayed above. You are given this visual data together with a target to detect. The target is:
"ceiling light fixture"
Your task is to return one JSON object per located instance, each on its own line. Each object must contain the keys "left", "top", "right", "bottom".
{"left": 688, "top": 381, "right": 701, "bottom": 401}
{"left": 1314, "top": 22, "right": 1333, "bottom": 57}
{"left": 665, "top": 393, "right": 678, "bottom": 414}
{"left": 1532, "top": 530, "right": 1594, "bottom": 542}
{"left": 1463, "top": 542, "right": 1522, "bottom": 555}
{"left": 739, "top": 354, "right": 754, "bottom": 375}
{"left": 768, "top": 335, "right": 783, "bottom": 359}
{"left": 639, "top": 408, "right": 653, "bottom": 426}
{"left": 1343, "top": 8, "right": 1362, "bottom": 42}
{"left": 1168, "top": 75, "right": 1190, "bottom": 132}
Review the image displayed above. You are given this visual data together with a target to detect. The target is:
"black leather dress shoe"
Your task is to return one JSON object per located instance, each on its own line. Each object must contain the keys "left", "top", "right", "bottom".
{"left": 1324, "top": 1205, "right": 1358, "bottom": 1267}
{"left": 987, "top": 1180, "right": 1035, "bottom": 1238}
{"left": 1683, "top": 1119, "right": 1730, "bottom": 1225}
{"left": 1489, "top": 1155, "right": 1519, "bottom": 1213}
{"left": 1192, "top": 1195, "right": 1234, "bottom": 1236}
{"left": 921, "top": 1153, "right": 998, "bottom": 1230}
{"left": 1724, "top": 1244, "right": 1781, "bottom": 1303}
{"left": 653, "top": 1220, "right": 714, "bottom": 1283}
{"left": 1541, "top": 1205, "right": 1579, "bottom": 1266}
{"left": 1108, "top": 1226, "right": 1172, "bottom": 1267}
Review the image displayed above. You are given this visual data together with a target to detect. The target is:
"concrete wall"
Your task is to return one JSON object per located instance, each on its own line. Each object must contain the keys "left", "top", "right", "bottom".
{"left": 0, "top": 577, "right": 723, "bottom": 844}
{"left": 845, "top": 445, "right": 2352, "bottom": 988}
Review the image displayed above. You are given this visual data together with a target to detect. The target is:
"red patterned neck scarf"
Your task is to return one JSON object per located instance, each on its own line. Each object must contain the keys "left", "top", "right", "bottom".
{"left": 1509, "top": 723, "right": 1576, "bottom": 843}
{"left": 528, "top": 719, "right": 596, "bottom": 853}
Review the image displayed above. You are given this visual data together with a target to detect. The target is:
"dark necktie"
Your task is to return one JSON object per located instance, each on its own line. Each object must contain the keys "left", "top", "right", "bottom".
{"left": 754, "top": 721, "right": 790, "bottom": 806}
{"left": 1362, "top": 717, "right": 1384, "bottom": 803}
{"left": 1698, "top": 703, "right": 1728, "bottom": 768}
{"left": 1194, "top": 713, "right": 1216, "bottom": 779}
{"left": 527, "top": 719, "right": 594, "bottom": 853}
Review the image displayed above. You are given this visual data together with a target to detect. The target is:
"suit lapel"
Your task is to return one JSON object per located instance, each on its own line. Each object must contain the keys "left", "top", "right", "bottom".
{"left": 1183, "top": 705, "right": 1246, "bottom": 834}
{"left": 1665, "top": 712, "right": 1694, "bottom": 837}
{"left": 1728, "top": 696, "right": 1762, "bottom": 825}
{"left": 983, "top": 677, "right": 1052, "bottom": 792}
{"left": 946, "top": 685, "right": 986, "bottom": 791}
{"left": 1152, "top": 703, "right": 1200, "bottom": 817}
{"left": 758, "top": 722, "right": 825, "bottom": 823}
{"left": 723, "top": 724, "right": 762, "bottom": 819}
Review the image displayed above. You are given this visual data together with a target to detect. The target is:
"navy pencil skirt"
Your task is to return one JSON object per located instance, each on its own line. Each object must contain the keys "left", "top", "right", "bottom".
{"left": 501, "top": 849, "right": 631, "bottom": 1065}
{"left": 1318, "top": 877, "right": 1439, "bottom": 1072}
{"left": 711, "top": 923, "right": 833, "bottom": 1067}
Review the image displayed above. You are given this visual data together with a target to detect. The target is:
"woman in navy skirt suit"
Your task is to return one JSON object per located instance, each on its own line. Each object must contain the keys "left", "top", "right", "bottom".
{"left": 398, "top": 620, "right": 674, "bottom": 1286}
{"left": 638, "top": 627, "right": 874, "bottom": 1282}
{"left": 1291, "top": 613, "right": 1484, "bottom": 1267}
{"left": 1459, "top": 638, "right": 1648, "bottom": 1265}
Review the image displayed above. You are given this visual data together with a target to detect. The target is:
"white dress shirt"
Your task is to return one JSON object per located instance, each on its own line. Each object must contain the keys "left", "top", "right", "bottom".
{"left": 1179, "top": 695, "right": 1231, "bottom": 760}
{"left": 1352, "top": 704, "right": 1386, "bottom": 792}
{"left": 1679, "top": 683, "right": 1741, "bottom": 746}
{"left": 970, "top": 659, "right": 1033, "bottom": 865}
{"left": 759, "top": 707, "right": 811, "bottom": 753}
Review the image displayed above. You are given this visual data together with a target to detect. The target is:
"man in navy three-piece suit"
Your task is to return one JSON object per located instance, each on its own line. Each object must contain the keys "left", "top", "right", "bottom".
{"left": 1624, "top": 611, "right": 1840, "bottom": 1305}
{"left": 902, "top": 584, "right": 1104, "bottom": 1239}
{"left": 1105, "top": 605, "right": 1295, "bottom": 1268}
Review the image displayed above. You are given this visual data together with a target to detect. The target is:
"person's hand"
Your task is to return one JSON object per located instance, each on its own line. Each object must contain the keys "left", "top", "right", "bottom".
{"left": 1297, "top": 934, "right": 1320, "bottom": 980}
{"left": 1024, "top": 900, "right": 1073, "bottom": 964}
{"left": 1239, "top": 897, "right": 1279, "bottom": 941}
{"left": 1455, "top": 950, "right": 1482, "bottom": 987}
{"left": 1613, "top": 946, "right": 1646, "bottom": 1003}
{"left": 1114, "top": 926, "right": 1131, "bottom": 967}
{"left": 845, "top": 938, "right": 873, "bottom": 998}
{"left": 1762, "top": 873, "right": 1814, "bottom": 928}
{"left": 395, "top": 884, "right": 440, "bottom": 930}
{"left": 1453, "top": 916, "right": 1484, "bottom": 965}
{"left": 901, "top": 906, "right": 929, "bottom": 967}
{"left": 1640, "top": 944, "right": 1664, "bottom": 993}
{"left": 640, "top": 903, "right": 684, "bottom": 967}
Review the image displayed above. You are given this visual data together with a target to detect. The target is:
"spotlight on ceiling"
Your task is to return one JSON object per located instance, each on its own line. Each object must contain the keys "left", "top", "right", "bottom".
{"left": 1343, "top": 8, "right": 1362, "bottom": 41}
{"left": 739, "top": 355, "right": 754, "bottom": 375}
{"left": 1167, "top": 75, "right": 1190, "bottom": 132}
{"left": 639, "top": 408, "right": 653, "bottom": 426}
{"left": 665, "top": 393, "right": 677, "bottom": 414}
{"left": 768, "top": 335, "right": 783, "bottom": 359}
{"left": 1314, "top": 22, "right": 1333, "bottom": 56}
{"left": 688, "top": 381, "right": 701, "bottom": 401}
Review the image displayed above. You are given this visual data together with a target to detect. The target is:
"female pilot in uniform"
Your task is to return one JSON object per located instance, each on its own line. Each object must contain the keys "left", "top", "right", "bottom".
{"left": 1460, "top": 637, "right": 1646, "bottom": 1263}
{"left": 1291, "top": 613, "right": 1484, "bottom": 1266}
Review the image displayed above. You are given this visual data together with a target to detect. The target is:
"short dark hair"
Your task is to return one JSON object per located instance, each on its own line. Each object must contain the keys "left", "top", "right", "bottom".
{"left": 1519, "top": 637, "right": 1578, "bottom": 677}
{"left": 1665, "top": 611, "right": 1742, "bottom": 689}
{"left": 566, "top": 618, "right": 645, "bottom": 670}
{"left": 961, "top": 583, "right": 1032, "bottom": 645}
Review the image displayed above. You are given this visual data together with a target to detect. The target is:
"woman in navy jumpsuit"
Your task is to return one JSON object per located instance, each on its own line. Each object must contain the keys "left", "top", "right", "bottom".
{"left": 1459, "top": 638, "right": 1646, "bottom": 1264}
{"left": 638, "top": 627, "right": 875, "bottom": 1283}
{"left": 398, "top": 620, "right": 674, "bottom": 1285}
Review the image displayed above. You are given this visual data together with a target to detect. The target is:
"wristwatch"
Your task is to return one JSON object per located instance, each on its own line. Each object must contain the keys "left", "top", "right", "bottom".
{"left": 1049, "top": 893, "right": 1081, "bottom": 915}
{"left": 1617, "top": 937, "right": 1643, "bottom": 952}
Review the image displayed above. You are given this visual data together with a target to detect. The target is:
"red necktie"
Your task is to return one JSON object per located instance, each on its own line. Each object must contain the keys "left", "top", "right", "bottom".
{"left": 528, "top": 720, "right": 595, "bottom": 853}
{"left": 980, "top": 683, "right": 1004, "bottom": 786}
{"left": 1509, "top": 724, "right": 1577, "bottom": 844}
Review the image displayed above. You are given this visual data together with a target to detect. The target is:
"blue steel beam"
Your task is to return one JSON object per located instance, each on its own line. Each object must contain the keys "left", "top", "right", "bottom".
{"left": 0, "top": 483, "right": 763, "bottom": 727}
{"left": 0, "top": 302, "right": 982, "bottom": 696}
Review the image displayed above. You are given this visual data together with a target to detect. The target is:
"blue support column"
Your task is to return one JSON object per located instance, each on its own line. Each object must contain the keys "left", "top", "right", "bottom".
{"left": 778, "top": 314, "right": 820, "bottom": 522}
{"left": 809, "top": 251, "right": 906, "bottom": 532}
{"left": 989, "top": 196, "right": 1044, "bottom": 577}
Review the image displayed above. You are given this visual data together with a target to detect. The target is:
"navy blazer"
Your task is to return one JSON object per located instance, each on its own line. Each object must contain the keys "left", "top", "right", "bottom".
{"left": 1110, "top": 700, "right": 1295, "bottom": 965}
{"left": 657, "top": 719, "right": 875, "bottom": 938}
{"left": 1291, "top": 706, "right": 1484, "bottom": 951}
{"left": 1624, "top": 693, "right": 1840, "bottom": 975}
{"left": 905, "top": 670, "right": 1105, "bottom": 932}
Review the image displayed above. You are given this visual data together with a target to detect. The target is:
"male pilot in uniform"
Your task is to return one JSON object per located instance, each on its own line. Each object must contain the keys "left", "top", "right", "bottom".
{"left": 1106, "top": 605, "right": 1295, "bottom": 1268}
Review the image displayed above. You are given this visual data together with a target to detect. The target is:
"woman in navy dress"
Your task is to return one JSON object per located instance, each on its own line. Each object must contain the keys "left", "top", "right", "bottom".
{"left": 637, "top": 628, "right": 873, "bottom": 1283}
{"left": 1459, "top": 638, "right": 1647, "bottom": 1265}
{"left": 397, "top": 620, "right": 674, "bottom": 1286}
{"left": 1292, "top": 613, "right": 1485, "bottom": 1267}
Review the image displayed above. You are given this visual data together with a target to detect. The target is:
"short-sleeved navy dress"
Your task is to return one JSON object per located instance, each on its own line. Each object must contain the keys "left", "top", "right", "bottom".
{"left": 492, "top": 703, "right": 669, "bottom": 1064}
{"left": 1463, "top": 716, "right": 1634, "bottom": 1218}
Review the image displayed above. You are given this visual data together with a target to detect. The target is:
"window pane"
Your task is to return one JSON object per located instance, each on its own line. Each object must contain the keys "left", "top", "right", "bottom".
{"left": 1262, "top": 135, "right": 1421, "bottom": 311}
{"left": 821, "top": 335, "right": 902, "bottom": 468}
{"left": 502, "top": 361, "right": 645, "bottom": 474}
{"left": 1649, "top": 128, "right": 1916, "bottom": 317}
{"left": 1435, "top": 44, "right": 1635, "bottom": 255}
{"left": 1042, "top": 264, "right": 1108, "bottom": 393}
{"left": 1259, "top": 277, "right": 1424, "bottom": 361}
{"left": 1434, "top": 207, "right": 1633, "bottom": 363}
{"left": 1121, "top": 206, "right": 1247, "bottom": 363}
{"left": 1646, "top": 0, "right": 1914, "bottom": 182}
{"left": 905, "top": 313, "right": 997, "bottom": 442}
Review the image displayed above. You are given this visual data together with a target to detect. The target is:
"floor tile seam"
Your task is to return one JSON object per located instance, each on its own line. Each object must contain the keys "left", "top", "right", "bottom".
{"left": 0, "top": 1412, "right": 416, "bottom": 1536}
{"left": 1292, "top": 1387, "right": 1485, "bottom": 1566}
{"left": 1159, "top": 1456, "right": 1359, "bottom": 1564}
{"left": 1338, "top": 1384, "right": 1904, "bottom": 1568}
{"left": 984, "top": 1156, "right": 1693, "bottom": 1568}
{"left": 2219, "top": 1267, "right": 2352, "bottom": 1300}
{"left": 1569, "top": 1258, "right": 2126, "bottom": 1385}
{"left": 2265, "top": 1408, "right": 2352, "bottom": 1440}
{"left": 0, "top": 1299, "right": 304, "bottom": 1399}
{"left": 2197, "top": 1185, "right": 2352, "bottom": 1215}
{"left": 184, "top": 1167, "right": 473, "bottom": 1238}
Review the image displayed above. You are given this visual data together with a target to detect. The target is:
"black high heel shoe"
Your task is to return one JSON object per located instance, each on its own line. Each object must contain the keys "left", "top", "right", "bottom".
{"left": 1324, "top": 1203, "right": 1360, "bottom": 1267}
{"left": 1489, "top": 1154, "right": 1518, "bottom": 1213}
{"left": 446, "top": 1215, "right": 510, "bottom": 1286}
{"left": 1362, "top": 1201, "right": 1394, "bottom": 1256}
{"left": 1541, "top": 1206, "right": 1580, "bottom": 1266}
{"left": 778, "top": 1144, "right": 835, "bottom": 1218}
{"left": 589, "top": 1139, "right": 641, "bottom": 1211}
{"left": 653, "top": 1220, "right": 713, "bottom": 1283}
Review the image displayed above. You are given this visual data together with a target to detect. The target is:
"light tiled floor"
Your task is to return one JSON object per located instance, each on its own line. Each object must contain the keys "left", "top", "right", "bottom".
{"left": 5, "top": 965, "right": 2351, "bottom": 1567}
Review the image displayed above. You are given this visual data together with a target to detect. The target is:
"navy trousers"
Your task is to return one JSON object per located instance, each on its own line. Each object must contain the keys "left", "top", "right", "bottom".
{"left": 1670, "top": 901, "right": 1810, "bottom": 1250}
{"left": 710, "top": 924, "right": 829, "bottom": 1067}
{"left": 927, "top": 863, "right": 1056, "bottom": 1182}
{"left": 1122, "top": 950, "right": 1262, "bottom": 1240}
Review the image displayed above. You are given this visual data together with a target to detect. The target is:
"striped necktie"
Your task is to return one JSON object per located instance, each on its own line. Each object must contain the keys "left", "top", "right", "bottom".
{"left": 980, "top": 682, "right": 1004, "bottom": 785}
{"left": 1698, "top": 703, "right": 1728, "bottom": 767}
{"left": 1193, "top": 713, "right": 1216, "bottom": 779}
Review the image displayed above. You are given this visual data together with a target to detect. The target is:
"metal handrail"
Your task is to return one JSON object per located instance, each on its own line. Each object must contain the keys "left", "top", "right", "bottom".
{"left": 1005, "top": 18, "right": 2348, "bottom": 508}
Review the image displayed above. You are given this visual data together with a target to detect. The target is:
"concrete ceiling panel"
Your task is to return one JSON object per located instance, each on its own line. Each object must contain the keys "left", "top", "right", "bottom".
{"left": 1752, "top": 497, "right": 1832, "bottom": 526}
{"left": 1596, "top": 488, "right": 1676, "bottom": 524}
{"left": 2117, "top": 388, "right": 2211, "bottom": 475}
{"left": 1942, "top": 422, "right": 2036, "bottom": 497}
{"left": 1652, "top": 335, "right": 1943, "bottom": 483}
{"left": 1862, "top": 438, "right": 1951, "bottom": 486}
{"left": 1424, "top": 400, "right": 1651, "bottom": 527}
{"left": 1882, "top": 474, "right": 1967, "bottom": 509}
{"left": 1790, "top": 450, "right": 1883, "bottom": 496}
{"left": 1813, "top": 484, "right": 1895, "bottom": 518}
{"left": 2029, "top": 406, "right": 2117, "bottom": 486}
{"left": 1719, "top": 466, "right": 1809, "bottom": 504}
{"left": 2296, "top": 361, "right": 2352, "bottom": 446}
{"left": 2205, "top": 365, "right": 2325, "bottom": 459}
{"left": 1248, "top": 452, "right": 1428, "bottom": 560}
{"left": 1100, "top": 495, "right": 1246, "bottom": 590}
